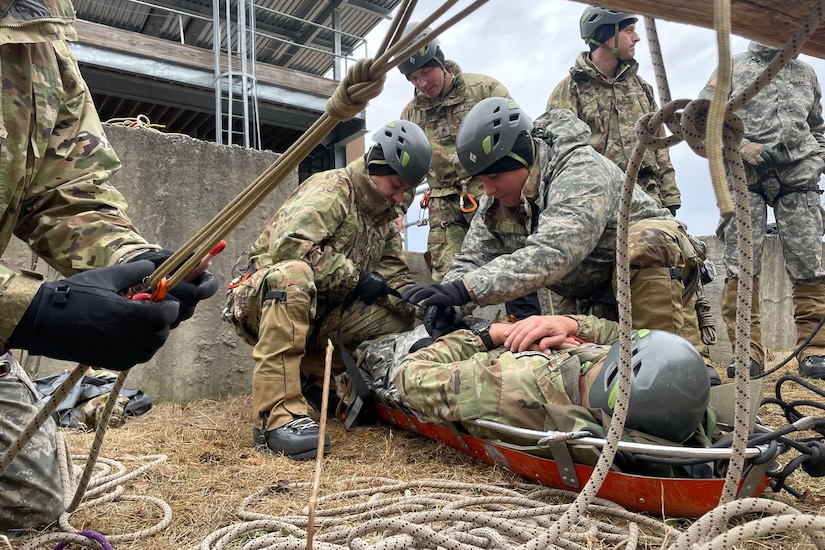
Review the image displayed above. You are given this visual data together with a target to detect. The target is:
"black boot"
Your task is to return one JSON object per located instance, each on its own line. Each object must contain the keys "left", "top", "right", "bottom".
{"left": 799, "top": 355, "right": 825, "bottom": 379}
{"left": 726, "top": 358, "right": 764, "bottom": 379}
{"left": 253, "top": 416, "right": 330, "bottom": 461}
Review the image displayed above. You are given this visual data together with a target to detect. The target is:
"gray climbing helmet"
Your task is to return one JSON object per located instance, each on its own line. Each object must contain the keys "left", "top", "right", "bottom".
{"left": 371, "top": 120, "right": 432, "bottom": 186}
{"left": 579, "top": 5, "right": 637, "bottom": 42}
{"left": 588, "top": 329, "right": 710, "bottom": 443}
{"left": 398, "top": 23, "right": 443, "bottom": 76}
{"left": 456, "top": 97, "right": 533, "bottom": 177}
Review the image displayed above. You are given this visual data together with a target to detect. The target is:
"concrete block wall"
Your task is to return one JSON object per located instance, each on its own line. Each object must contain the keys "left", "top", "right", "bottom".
{"left": 6, "top": 125, "right": 817, "bottom": 401}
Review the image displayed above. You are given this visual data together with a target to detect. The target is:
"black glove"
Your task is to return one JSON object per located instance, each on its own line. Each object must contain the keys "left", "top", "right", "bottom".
{"left": 423, "top": 304, "right": 470, "bottom": 339}
{"left": 760, "top": 145, "right": 779, "bottom": 166}
{"left": 667, "top": 205, "right": 679, "bottom": 216}
{"left": 353, "top": 270, "right": 392, "bottom": 305}
{"left": 7, "top": 261, "right": 180, "bottom": 371}
{"left": 402, "top": 281, "right": 471, "bottom": 308}
{"left": 131, "top": 249, "right": 220, "bottom": 325}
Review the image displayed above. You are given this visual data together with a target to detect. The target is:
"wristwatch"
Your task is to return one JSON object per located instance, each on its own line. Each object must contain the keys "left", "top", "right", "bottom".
{"left": 471, "top": 319, "right": 495, "bottom": 351}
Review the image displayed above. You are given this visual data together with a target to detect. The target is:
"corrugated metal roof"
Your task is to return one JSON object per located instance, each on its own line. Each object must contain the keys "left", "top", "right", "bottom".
{"left": 73, "top": 0, "right": 400, "bottom": 78}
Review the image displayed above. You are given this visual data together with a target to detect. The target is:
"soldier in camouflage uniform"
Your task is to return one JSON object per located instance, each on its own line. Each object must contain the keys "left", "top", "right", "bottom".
{"left": 398, "top": 25, "right": 540, "bottom": 320}
{"left": 397, "top": 29, "right": 506, "bottom": 275}
{"left": 0, "top": 0, "right": 219, "bottom": 531}
{"left": 355, "top": 314, "right": 711, "bottom": 457}
{"left": 225, "top": 121, "right": 430, "bottom": 460}
{"left": 546, "top": 6, "right": 681, "bottom": 213}
{"left": 700, "top": 42, "right": 825, "bottom": 380}
{"left": 402, "top": 99, "right": 720, "bottom": 386}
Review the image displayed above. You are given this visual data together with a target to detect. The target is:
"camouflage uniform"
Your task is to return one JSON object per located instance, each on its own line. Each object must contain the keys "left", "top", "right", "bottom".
{"left": 391, "top": 315, "right": 616, "bottom": 438}
{"left": 0, "top": 0, "right": 159, "bottom": 531}
{"left": 226, "top": 157, "right": 415, "bottom": 430}
{"left": 546, "top": 52, "right": 681, "bottom": 211}
{"left": 401, "top": 61, "right": 511, "bottom": 281}
{"left": 703, "top": 42, "right": 825, "bottom": 362}
{"left": 444, "top": 109, "right": 707, "bottom": 356}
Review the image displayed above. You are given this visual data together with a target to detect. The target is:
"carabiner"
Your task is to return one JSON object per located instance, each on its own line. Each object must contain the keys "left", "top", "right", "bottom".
{"left": 459, "top": 181, "right": 478, "bottom": 213}
{"left": 130, "top": 277, "right": 168, "bottom": 302}
{"left": 419, "top": 188, "right": 430, "bottom": 209}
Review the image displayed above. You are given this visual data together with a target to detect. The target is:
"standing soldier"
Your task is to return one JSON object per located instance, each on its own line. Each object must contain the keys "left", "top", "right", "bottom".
{"left": 701, "top": 42, "right": 825, "bottom": 380}
{"left": 398, "top": 26, "right": 510, "bottom": 279}
{"left": 225, "top": 121, "right": 430, "bottom": 460}
{"left": 547, "top": 6, "right": 682, "bottom": 214}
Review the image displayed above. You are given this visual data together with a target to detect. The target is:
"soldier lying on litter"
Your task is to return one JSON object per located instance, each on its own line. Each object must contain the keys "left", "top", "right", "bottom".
{"left": 354, "top": 310, "right": 716, "bottom": 478}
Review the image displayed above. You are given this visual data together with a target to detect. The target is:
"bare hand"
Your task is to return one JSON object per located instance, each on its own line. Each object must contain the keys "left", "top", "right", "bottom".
{"left": 503, "top": 315, "right": 580, "bottom": 353}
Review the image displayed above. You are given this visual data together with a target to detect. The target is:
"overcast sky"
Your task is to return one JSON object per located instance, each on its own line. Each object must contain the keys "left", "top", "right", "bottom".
{"left": 358, "top": 0, "right": 825, "bottom": 252}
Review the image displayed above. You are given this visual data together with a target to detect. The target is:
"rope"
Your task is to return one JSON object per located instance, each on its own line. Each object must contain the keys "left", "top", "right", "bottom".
{"left": 189, "top": 478, "right": 825, "bottom": 550}
{"left": 19, "top": 447, "right": 171, "bottom": 549}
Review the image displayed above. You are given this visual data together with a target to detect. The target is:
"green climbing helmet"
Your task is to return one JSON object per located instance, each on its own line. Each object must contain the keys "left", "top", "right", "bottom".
{"left": 579, "top": 5, "right": 637, "bottom": 42}
{"left": 455, "top": 97, "right": 533, "bottom": 177}
{"left": 588, "top": 329, "right": 710, "bottom": 443}
{"left": 371, "top": 120, "right": 432, "bottom": 186}
{"left": 397, "top": 23, "right": 443, "bottom": 76}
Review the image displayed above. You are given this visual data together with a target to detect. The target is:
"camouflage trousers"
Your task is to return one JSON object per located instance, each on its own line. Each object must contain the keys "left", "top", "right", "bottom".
{"left": 228, "top": 260, "right": 413, "bottom": 427}
{"left": 393, "top": 329, "right": 611, "bottom": 440}
{"left": 718, "top": 157, "right": 825, "bottom": 283}
{"left": 717, "top": 156, "right": 825, "bottom": 355}
{"left": 425, "top": 181, "right": 483, "bottom": 282}
{"left": 0, "top": 354, "right": 64, "bottom": 531}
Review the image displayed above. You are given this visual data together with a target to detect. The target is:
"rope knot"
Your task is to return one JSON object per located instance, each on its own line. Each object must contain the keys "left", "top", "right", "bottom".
{"left": 325, "top": 58, "right": 386, "bottom": 122}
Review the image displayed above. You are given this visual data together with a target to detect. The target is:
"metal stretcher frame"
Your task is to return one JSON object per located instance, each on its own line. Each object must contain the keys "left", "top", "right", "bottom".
{"left": 375, "top": 402, "right": 776, "bottom": 518}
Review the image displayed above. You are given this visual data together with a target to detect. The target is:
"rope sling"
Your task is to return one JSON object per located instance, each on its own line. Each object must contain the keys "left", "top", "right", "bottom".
{"left": 10, "top": 0, "right": 825, "bottom": 547}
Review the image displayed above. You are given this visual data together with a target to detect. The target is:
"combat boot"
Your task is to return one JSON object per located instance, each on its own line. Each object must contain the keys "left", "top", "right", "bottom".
{"left": 793, "top": 281, "right": 825, "bottom": 379}
{"left": 799, "top": 355, "right": 825, "bottom": 379}
{"left": 253, "top": 416, "right": 330, "bottom": 461}
{"left": 721, "top": 277, "right": 765, "bottom": 379}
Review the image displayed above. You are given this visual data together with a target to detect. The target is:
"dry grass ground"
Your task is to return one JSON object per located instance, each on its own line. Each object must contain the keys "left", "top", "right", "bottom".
{"left": 10, "top": 349, "right": 825, "bottom": 549}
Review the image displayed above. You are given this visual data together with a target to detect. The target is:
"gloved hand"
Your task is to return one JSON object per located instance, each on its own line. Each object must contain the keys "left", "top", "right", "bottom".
{"left": 402, "top": 280, "right": 471, "bottom": 308}
{"left": 740, "top": 142, "right": 766, "bottom": 166}
{"left": 760, "top": 145, "right": 779, "bottom": 166}
{"left": 353, "top": 270, "right": 392, "bottom": 305}
{"left": 7, "top": 261, "right": 180, "bottom": 371}
{"left": 667, "top": 205, "right": 679, "bottom": 217}
{"left": 131, "top": 249, "right": 220, "bottom": 326}
{"left": 423, "top": 304, "right": 470, "bottom": 339}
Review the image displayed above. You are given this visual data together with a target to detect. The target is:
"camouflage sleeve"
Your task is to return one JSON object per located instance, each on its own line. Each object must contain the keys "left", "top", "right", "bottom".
{"left": 807, "top": 69, "right": 825, "bottom": 155}
{"left": 14, "top": 129, "right": 154, "bottom": 275}
{"left": 374, "top": 225, "right": 415, "bottom": 315}
{"left": 568, "top": 314, "right": 620, "bottom": 345}
{"left": 265, "top": 177, "right": 358, "bottom": 295}
{"left": 655, "top": 157, "right": 681, "bottom": 209}
{"left": 546, "top": 78, "right": 578, "bottom": 115}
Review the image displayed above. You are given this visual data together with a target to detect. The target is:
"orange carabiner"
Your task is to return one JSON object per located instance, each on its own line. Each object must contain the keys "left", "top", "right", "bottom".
{"left": 460, "top": 192, "right": 478, "bottom": 213}
{"left": 130, "top": 277, "right": 168, "bottom": 302}
{"left": 419, "top": 188, "right": 430, "bottom": 209}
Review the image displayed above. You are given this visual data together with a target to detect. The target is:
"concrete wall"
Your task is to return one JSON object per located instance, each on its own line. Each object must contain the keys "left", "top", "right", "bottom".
{"left": 7, "top": 125, "right": 816, "bottom": 400}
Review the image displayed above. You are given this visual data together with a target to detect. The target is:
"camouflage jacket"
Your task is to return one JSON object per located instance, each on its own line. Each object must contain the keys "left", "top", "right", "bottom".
{"left": 443, "top": 109, "right": 673, "bottom": 305}
{"left": 400, "top": 60, "right": 511, "bottom": 198}
{"left": 246, "top": 157, "right": 414, "bottom": 300}
{"left": 0, "top": 0, "right": 77, "bottom": 44}
{"left": 701, "top": 42, "right": 825, "bottom": 164}
{"left": 546, "top": 52, "right": 681, "bottom": 209}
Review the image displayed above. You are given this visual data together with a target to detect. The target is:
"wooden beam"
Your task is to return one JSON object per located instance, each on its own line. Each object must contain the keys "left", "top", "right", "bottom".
{"left": 571, "top": 0, "right": 825, "bottom": 59}
{"left": 74, "top": 19, "right": 339, "bottom": 98}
